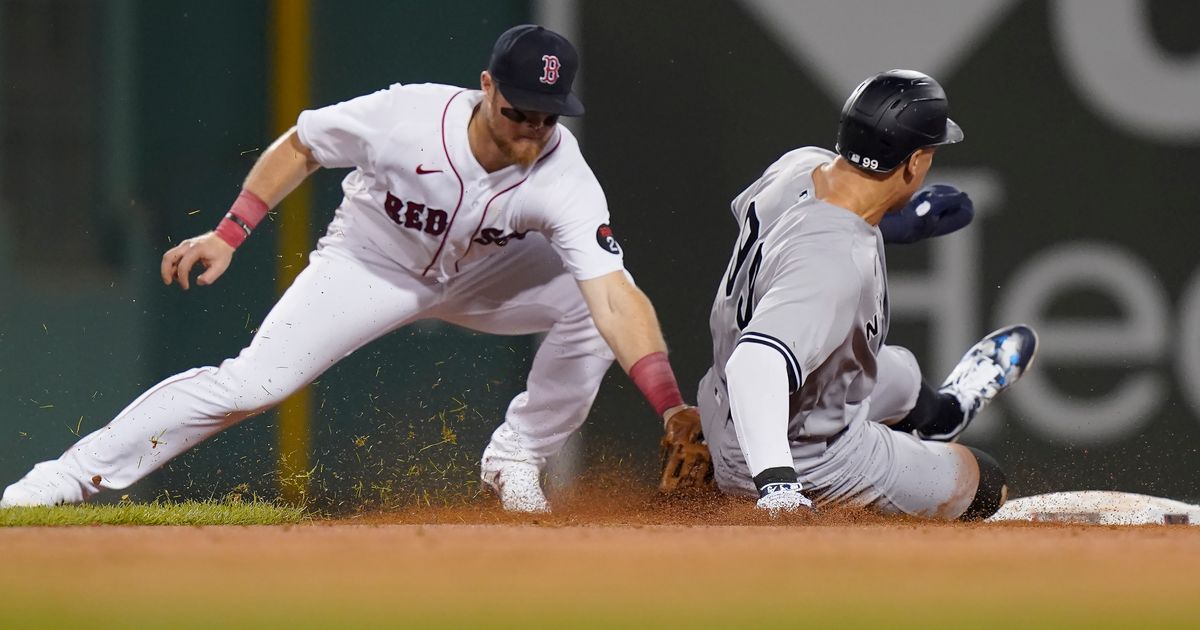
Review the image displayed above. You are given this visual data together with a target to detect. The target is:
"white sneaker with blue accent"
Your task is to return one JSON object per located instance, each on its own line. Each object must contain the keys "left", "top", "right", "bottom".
{"left": 755, "top": 482, "right": 814, "bottom": 517}
{"left": 924, "top": 324, "right": 1039, "bottom": 442}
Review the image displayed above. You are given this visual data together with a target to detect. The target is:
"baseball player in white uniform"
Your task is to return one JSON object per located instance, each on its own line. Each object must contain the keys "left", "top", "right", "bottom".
{"left": 702, "top": 70, "right": 1038, "bottom": 519}
{"left": 2, "top": 25, "right": 694, "bottom": 513}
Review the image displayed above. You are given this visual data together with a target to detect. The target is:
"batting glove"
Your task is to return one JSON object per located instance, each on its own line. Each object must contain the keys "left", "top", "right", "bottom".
{"left": 879, "top": 184, "right": 974, "bottom": 244}
{"left": 755, "top": 482, "right": 814, "bottom": 516}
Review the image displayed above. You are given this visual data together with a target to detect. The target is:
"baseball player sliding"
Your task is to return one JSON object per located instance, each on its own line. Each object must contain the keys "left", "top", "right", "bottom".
{"left": 662, "top": 70, "right": 1037, "bottom": 520}
{"left": 2, "top": 25, "right": 696, "bottom": 513}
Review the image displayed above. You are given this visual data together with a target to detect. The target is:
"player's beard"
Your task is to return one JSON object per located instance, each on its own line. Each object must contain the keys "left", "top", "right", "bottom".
{"left": 487, "top": 115, "right": 545, "bottom": 168}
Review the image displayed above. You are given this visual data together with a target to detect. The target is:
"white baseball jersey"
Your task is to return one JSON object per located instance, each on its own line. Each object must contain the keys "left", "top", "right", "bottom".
{"left": 296, "top": 82, "right": 625, "bottom": 282}
{"left": 707, "top": 146, "right": 889, "bottom": 464}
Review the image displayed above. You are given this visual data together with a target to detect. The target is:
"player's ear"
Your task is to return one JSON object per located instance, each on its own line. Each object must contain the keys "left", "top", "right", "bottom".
{"left": 904, "top": 149, "right": 931, "bottom": 181}
{"left": 901, "top": 152, "right": 919, "bottom": 183}
{"left": 480, "top": 71, "right": 493, "bottom": 94}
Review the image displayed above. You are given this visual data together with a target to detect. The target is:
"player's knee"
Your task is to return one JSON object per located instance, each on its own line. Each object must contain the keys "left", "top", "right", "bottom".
{"left": 959, "top": 446, "right": 1007, "bottom": 521}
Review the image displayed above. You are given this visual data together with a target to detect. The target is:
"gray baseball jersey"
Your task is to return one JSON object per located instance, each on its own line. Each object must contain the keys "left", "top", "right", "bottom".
{"left": 701, "top": 147, "right": 979, "bottom": 517}
{"left": 706, "top": 146, "right": 889, "bottom": 471}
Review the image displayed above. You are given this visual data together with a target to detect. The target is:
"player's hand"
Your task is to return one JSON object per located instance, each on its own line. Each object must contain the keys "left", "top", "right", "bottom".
{"left": 659, "top": 405, "right": 715, "bottom": 492}
{"left": 661, "top": 404, "right": 694, "bottom": 429}
{"left": 879, "top": 184, "right": 974, "bottom": 244}
{"left": 160, "top": 232, "right": 235, "bottom": 290}
{"left": 755, "top": 482, "right": 814, "bottom": 516}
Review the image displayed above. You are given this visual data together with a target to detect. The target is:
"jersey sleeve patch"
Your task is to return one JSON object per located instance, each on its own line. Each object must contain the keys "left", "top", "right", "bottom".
{"left": 595, "top": 223, "right": 622, "bottom": 255}
{"left": 737, "top": 332, "right": 802, "bottom": 393}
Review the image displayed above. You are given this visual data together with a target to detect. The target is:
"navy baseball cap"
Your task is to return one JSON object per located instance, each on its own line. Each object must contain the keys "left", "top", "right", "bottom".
{"left": 488, "top": 24, "right": 584, "bottom": 116}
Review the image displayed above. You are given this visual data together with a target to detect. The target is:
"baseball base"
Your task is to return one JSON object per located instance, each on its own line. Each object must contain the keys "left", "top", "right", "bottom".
{"left": 987, "top": 491, "right": 1200, "bottom": 526}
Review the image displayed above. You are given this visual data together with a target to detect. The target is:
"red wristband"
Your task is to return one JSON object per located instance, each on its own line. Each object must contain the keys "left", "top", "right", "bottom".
{"left": 214, "top": 190, "right": 270, "bottom": 249}
{"left": 629, "top": 351, "right": 686, "bottom": 416}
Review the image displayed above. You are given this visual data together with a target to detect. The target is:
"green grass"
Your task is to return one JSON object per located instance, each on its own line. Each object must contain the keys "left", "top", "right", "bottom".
{"left": 0, "top": 499, "right": 306, "bottom": 526}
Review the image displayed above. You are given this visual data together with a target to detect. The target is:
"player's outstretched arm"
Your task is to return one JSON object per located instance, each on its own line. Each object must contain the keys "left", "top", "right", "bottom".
{"left": 577, "top": 271, "right": 693, "bottom": 421}
{"left": 161, "top": 128, "right": 321, "bottom": 290}
{"left": 725, "top": 342, "right": 812, "bottom": 514}
{"left": 578, "top": 271, "right": 668, "bottom": 372}
{"left": 578, "top": 269, "right": 714, "bottom": 492}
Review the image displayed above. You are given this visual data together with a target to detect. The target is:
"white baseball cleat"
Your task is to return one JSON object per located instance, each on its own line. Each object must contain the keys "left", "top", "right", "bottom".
{"left": 925, "top": 324, "right": 1039, "bottom": 442}
{"left": 1, "top": 461, "right": 87, "bottom": 508}
{"left": 1, "top": 481, "right": 67, "bottom": 508}
{"left": 481, "top": 462, "right": 550, "bottom": 513}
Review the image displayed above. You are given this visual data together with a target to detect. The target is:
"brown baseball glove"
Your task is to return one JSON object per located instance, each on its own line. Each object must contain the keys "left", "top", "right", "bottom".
{"left": 659, "top": 406, "right": 715, "bottom": 492}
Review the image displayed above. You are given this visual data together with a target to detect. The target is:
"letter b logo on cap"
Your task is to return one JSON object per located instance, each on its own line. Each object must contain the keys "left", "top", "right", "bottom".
{"left": 540, "top": 55, "right": 560, "bottom": 85}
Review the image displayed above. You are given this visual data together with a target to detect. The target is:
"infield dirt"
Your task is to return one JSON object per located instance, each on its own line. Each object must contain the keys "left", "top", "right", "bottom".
{"left": 2, "top": 487, "right": 1199, "bottom": 629}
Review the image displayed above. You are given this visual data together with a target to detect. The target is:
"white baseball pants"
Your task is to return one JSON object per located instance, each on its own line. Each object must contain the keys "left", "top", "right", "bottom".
{"left": 8, "top": 215, "right": 613, "bottom": 503}
{"left": 701, "top": 345, "right": 979, "bottom": 519}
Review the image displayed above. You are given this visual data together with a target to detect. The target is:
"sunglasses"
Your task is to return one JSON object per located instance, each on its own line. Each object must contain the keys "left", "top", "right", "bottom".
{"left": 500, "top": 106, "right": 559, "bottom": 127}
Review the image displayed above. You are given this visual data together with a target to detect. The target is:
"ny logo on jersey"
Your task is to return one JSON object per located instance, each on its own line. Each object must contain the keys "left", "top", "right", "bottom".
{"left": 385, "top": 192, "right": 448, "bottom": 236}
{"left": 539, "top": 55, "right": 560, "bottom": 85}
{"left": 864, "top": 290, "right": 885, "bottom": 342}
{"left": 865, "top": 313, "right": 880, "bottom": 341}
